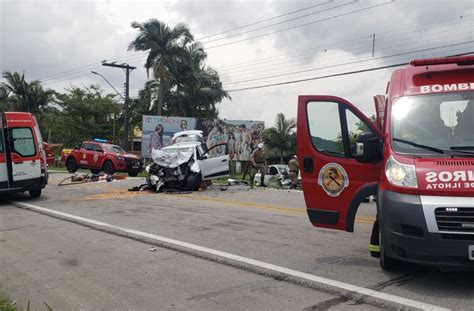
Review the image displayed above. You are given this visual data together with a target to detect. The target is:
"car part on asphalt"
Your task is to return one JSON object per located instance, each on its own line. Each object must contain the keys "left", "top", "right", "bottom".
{"left": 58, "top": 173, "right": 125, "bottom": 186}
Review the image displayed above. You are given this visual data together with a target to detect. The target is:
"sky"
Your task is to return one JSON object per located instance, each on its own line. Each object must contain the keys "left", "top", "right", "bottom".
{"left": 1, "top": 0, "right": 473, "bottom": 126}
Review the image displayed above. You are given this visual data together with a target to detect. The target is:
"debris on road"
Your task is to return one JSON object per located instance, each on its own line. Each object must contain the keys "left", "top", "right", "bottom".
{"left": 148, "top": 247, "right": 157, "bottom": 252}
{"left": 58, "top": 173, "right": 126, "bottom": 186}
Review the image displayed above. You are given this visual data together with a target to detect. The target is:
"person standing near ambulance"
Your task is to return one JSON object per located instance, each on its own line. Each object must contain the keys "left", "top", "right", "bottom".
{"left": 288, "top": 155, "right": 299, "bottom": 189}
{"left": 250, "top": 142, "right": 267, "bottom": 187}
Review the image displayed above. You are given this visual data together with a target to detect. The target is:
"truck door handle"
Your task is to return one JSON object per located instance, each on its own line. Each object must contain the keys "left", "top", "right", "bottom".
{"left": 221, "top": 159, "right": 227, "bottom": 162}
{"left": 14, "top": 161, "right": 23, "bottom": 165}
{"left": 303, "top": 156, "right": 313, "bottom": 173}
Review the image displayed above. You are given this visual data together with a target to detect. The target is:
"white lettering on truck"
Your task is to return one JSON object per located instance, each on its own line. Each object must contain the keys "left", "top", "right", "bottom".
{"left": 425, "top": 171, "right": 474, "bottom": 190}
{"left": 420, "top": 83, "right": 474, "bottom": 94}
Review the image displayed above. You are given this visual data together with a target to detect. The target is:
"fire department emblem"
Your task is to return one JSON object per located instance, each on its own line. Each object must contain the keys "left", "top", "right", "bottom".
{"left": 93, "top": 154, "right": 99, "bottom": 162}
{"left": 82, "top": 153, "right": 86, "bottom": 159}
{"left": 318, "top": 163, "right": 349, "bottom": 197}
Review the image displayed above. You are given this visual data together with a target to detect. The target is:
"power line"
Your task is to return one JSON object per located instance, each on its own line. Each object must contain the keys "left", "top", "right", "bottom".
{"left": 201, "top": 1, "right": 356, "bottom": 44}
{"left": 214, "top": 13, "right": 472, "bottom": 71}
{"left": 35, "top": 9, "right": 468, "bottom": 86}
{"left": 205, "top": 1, "right": 394, "bottom": 49}
{"left": 128, "top": 22, "right": 472, "bottom": 89}
{"left": 222, "top": 27, "right": 473, "bottom": 83}
{"left": 197, "top": 0, "right": 333, "bottom": 40}
{"left": 226, "top": 46, "right": 474, "bottom": 92}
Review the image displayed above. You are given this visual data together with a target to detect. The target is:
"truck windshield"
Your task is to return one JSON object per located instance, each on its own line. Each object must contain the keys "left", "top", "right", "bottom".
{"left": 103, "top": 144, "right": 125, "bottom": 153}
{"left": 391, "top": 92, "right": 474, "bottom": 156}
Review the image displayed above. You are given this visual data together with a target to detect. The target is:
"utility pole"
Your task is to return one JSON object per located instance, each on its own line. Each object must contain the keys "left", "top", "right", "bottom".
{"left": 371, "top": 33, "right": 376, "bottom": 57}
{"left": 101, "top": 61, "right": 136, "bottom": 150}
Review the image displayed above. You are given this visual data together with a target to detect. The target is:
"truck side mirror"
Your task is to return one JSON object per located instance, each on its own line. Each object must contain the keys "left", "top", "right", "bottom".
{"left": 354, "top": 132, "right": 382, "bottom": 163}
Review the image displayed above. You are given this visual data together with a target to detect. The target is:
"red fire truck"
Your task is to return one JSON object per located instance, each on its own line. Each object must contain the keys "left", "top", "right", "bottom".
{"left": 297, "top": 55, "right": 474, "bottom": 270}
{"left": 64, "top": 139, "right": 142, "bottom": 176}
{"left": 0, "top": 112, "right": 48, "bottom": 198}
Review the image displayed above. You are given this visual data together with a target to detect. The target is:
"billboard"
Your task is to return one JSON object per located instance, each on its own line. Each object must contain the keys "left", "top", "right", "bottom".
{"left": 141, "top": 116, "right": 264, "bottom": 161}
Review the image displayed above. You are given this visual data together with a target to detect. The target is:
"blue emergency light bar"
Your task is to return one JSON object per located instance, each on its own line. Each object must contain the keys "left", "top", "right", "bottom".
{"left": 94, "top": 138, "right": 109, "bottom": 143}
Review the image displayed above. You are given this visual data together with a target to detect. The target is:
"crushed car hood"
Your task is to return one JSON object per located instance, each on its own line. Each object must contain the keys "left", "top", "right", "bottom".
{"left": 151, "top": 149, "right": 194, "bottom": 168}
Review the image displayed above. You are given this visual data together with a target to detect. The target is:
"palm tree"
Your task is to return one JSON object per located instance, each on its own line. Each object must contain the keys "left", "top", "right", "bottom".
{"left": 1, "top": 71, "right": 53, "bottom": 113}
{"left": 128, "top": 19, "right": 193, "bottom": 115}
{"left": 264, "top": 113, "right": 296, "bottom": 163}
{"left": 1, "top": 71, "right": 28, "bottom": 110}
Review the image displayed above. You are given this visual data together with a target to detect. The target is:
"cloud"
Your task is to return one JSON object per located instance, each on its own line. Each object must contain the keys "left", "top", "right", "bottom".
{"left": 1, "top": 0, "right": 473, "bottom": 127}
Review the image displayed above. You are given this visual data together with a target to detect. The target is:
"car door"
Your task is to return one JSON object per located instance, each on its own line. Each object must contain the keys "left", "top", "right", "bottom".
{"left": 198, "top": 143, "right": 229, "bottom": 180}
{"left": 90, "top": 143, "right": 105, "bottom": 168}
{"left": 297, "top": 95, "right": 383, "bottom": 232}
{"left": 79, "top": 143, "right": 93, "bottom": 167}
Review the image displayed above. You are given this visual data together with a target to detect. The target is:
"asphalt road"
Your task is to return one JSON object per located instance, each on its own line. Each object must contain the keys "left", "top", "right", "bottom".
{"left": 1, "top": 172, "right": 473, "bottom": 310}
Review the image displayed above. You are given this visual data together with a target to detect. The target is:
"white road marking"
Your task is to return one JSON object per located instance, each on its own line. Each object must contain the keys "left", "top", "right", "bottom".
{"left": 12, "top": 201, "right": 449, "bottom": 311}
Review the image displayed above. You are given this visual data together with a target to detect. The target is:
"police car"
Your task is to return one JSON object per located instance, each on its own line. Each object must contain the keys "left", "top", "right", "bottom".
{"left": 64, "top": 139, "right": 142, "bottom": 176}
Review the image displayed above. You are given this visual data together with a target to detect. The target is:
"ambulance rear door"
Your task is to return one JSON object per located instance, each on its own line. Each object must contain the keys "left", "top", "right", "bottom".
{"left": 297, "top": 95, "right": 383, "bottom": 232}
{"left": 5, "top": 112, "right": 42, "bottom": 189}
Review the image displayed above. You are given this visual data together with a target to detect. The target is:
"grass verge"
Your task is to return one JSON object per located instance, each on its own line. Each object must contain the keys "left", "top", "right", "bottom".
{"left": 0, "top": 295, "right": 17, "bottom": 311}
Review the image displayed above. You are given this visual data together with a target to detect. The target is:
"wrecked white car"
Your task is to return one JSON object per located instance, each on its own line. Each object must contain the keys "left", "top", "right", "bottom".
{"left": 145, "top": 131, "right": 229, "bottom": 191}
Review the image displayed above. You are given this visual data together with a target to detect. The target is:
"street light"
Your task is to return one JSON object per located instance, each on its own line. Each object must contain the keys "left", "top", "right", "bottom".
{"left": 91, "top": 71, "right": 124, "bottom": 145}
{"left": 91, "top": 71, "right": 125, "bottom": 100}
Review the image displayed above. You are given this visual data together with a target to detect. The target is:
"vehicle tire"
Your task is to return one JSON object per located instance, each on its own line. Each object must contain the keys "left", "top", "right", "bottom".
{"left": 186, "top": 173, "right": 200, "bottom": 191}
{"left": 66, "top": 158, "right": 78, "bottom": 173}
{"left": 103, "top": 161, "right": 115, "bottom": 175}
{"left": 29, "top": 189, "right": 41, "bottom": 198}
{"left": 379, "top": 233, "right": 402, "bottom": 271}
{"left": 128, "top": 171, "right": 139, "bottom": 177}
{"left": 91, "top": 169, "right": 101, "bottom": 174}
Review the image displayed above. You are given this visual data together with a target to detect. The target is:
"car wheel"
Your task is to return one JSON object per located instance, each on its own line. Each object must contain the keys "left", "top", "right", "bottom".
{"left": 103, "top": 161, "right": 115, "bottom": 175}
{"left": 66, "top": 158, "right": 78, "bottom": 173}
{"left": 186, "top": 173, "right": 200, "bottom": 191}
{"left": 29, "top": 189, "right": 41, "bottom": 198}
{"left": 128, "top": 171, "right": 139, "bottom": 177}
{"left": 91, "top": 169, "right": 101, "bottom": 174}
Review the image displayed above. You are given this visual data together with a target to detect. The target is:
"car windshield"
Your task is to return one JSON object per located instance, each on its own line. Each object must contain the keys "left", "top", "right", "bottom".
{"left": 173, "top": 135, "right": 202, "bottom": 144}
{"left": 103, "top": 144, "right": 125, "bottom": 153}
{"left": 391, "top": 92, "right": 474, "bottom": 156}
{"left": 274, "top": 165, "right": 288, "bottom": 172}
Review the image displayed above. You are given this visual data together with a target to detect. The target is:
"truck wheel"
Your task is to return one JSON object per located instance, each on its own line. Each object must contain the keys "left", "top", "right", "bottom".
{"left": 379, "top": 234, "right": 401, "bottom": 271}
{"left": 103, "top": 161, "right": 115, "bottom": 175}
{"left": 128, "top": 171, "right": 139, "bottom": 177}
{"left": 186, "top": 173, "right": 200, "bottom": 191}
{"left": 29, "top": 189, "right": 41, "bottom": 198}
{"left": 91, "top": 169, "right": 101, "bottom": 174}
{"left": 66, "top": 158, "right": 78, "bottom": 173}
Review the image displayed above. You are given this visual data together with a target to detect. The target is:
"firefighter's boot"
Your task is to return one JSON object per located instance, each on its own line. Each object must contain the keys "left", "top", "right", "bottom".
{"left": 370, "top": 219, "right": 380, "bottom": 258}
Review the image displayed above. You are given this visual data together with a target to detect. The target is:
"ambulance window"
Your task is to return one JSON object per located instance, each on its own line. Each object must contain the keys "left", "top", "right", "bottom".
{"left": 307, "top": 101, "right": 345, "bottom": 156}
{"left": 11, "top": 128, "right": 36, "bottom": 157}
{"left": 345, "top": 109, "right": 372, "bottom": 156}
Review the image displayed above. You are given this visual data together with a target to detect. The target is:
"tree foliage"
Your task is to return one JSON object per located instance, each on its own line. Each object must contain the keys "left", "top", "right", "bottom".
{"left": 50, "top": 85, "right": 121, "bottom": 146}
{"left": 1, "top": 71, "right": 54, "bottom": 114}
{"left": 128, "top": 19, "right": 230, "bottom": 118}
{"left": 263, "top": 113, "right": 296, "bottom": 163}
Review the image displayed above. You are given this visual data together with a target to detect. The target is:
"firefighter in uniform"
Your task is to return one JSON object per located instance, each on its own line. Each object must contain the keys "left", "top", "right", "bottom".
{"left": 288, "top": 155, "right": 299, "bottom": 189}
{"left": 250, "top": 143, "right": 267, "bottom": 187}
